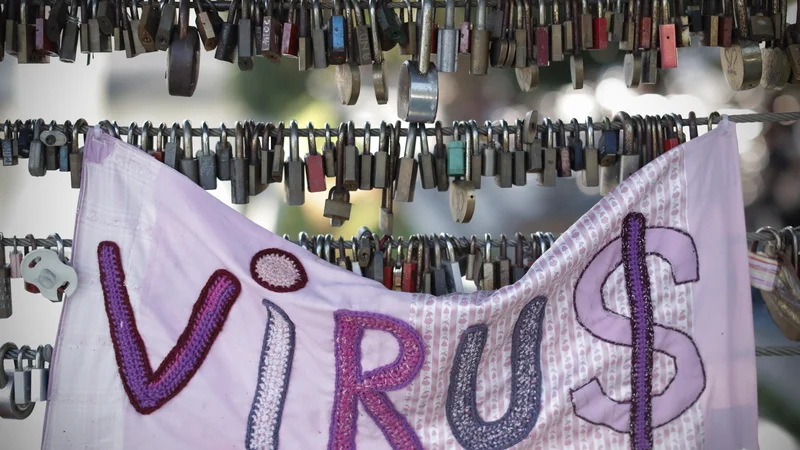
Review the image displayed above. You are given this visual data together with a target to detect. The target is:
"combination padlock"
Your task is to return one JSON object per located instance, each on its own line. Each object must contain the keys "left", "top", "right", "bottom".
{"left": 20, "top": 234, "right": 78, "bottom": 302}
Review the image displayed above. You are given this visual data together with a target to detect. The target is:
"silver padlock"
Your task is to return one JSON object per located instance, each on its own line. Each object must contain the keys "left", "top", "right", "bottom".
{"left": 397, "top": 0, "right": 439, "bottom": 123}
{"left": 30, "top": 346, "right": 50, "bottom": 402}
{"left": 14, "top": 345, "right": 32, "bottom": 405}
{"left": 437, "top": 0, "right": 459, "bottom": 73}
{"left": 0, "top": 343, "right": 35, "bottom": 420}
{"left": 20, "top": 234, "right": 79, "bottom": 302}
{"left": 616, "top": 112, "right": 638, "bottom": 181}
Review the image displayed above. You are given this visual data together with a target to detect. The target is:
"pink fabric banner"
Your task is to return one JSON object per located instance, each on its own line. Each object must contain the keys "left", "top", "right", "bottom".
{"left": 42, "top": 118, "right": 758, "bottom": 450}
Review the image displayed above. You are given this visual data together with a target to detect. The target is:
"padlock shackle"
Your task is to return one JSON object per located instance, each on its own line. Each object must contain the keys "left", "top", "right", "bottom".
{"left": 289, "top": 120, "right": 300, "bottom": 161}
{"left": 362, "top": 121, "right": 371, "bottom": 155}
{"left": 418, "top": 123, "right": 430, "bottom": 155}
{"left": 0, "top": 343, "right": 19, "bottom": 388}
{"left": 201, "top": 122, "right": 211, "bottom": 155}
{"left": 403, "top": 123, "right": 417, "bottom": 158}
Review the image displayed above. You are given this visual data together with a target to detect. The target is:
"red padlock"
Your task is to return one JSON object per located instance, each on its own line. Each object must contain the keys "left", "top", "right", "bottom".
{"left": 535, "top": 0, "right": 550, "bottom": 66}
{"left": 401, "top": 238, "right": 418, "bottom": 293}
{"left": 304, "top": 123, "right": 327, "bottom": 193}
{"left": 593, "top": 0, "right": 608, "bottom": 49}
{"left": 658, "top": 0, "right": 677, "bottom": 68}
{"left": 639, "top": 0, "right": 652, "bottom": 50}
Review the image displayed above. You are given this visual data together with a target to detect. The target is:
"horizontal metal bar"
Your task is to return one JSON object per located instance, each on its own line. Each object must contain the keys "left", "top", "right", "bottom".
{"left": 2, "top": 111, "right": 796, "bottom": 140}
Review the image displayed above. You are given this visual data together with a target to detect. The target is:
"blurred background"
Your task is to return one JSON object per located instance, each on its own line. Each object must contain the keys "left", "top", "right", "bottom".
{"left": 1, "top": 6, "right": 800, "bottom": 448}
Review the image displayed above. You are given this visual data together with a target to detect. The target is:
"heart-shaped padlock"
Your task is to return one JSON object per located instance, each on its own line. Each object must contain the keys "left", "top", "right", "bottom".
{"left": 20, "top": 239, "right": 78, "bottom": 303}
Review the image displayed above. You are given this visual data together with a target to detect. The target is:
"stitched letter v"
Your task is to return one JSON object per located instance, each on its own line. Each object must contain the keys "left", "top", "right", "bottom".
{"left": 98, "top": 241, "right": 242, "bottom": 414}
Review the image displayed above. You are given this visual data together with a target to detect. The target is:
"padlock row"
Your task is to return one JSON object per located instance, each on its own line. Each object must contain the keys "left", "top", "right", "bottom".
{"left": 0, "top": 111, "right": 784, "bottom": 232}
{"left": 0, "top": 343, "right": 51, "bottom": 421}
{"left": 1, "top": 0, "right": 796, "bottom": 114}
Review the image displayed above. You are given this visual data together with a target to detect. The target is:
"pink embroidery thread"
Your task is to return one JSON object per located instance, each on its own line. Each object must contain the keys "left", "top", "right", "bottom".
{"left": 98, "top": 241, "right": 242, "bottom": 414}
{"left": 250, "top": 248, "right": 308, "bottom": 293}
{"left": 328, "top": 310, "right": 425, "bottom": 450}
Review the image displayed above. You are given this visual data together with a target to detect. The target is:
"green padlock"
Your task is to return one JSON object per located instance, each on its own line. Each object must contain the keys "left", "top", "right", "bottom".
{"left": 447, "top": 121, "right": 466, "bottom": 177}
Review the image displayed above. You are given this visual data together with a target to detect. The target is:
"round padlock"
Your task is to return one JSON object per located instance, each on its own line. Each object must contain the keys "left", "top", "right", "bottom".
{"left": 0, "top": 343, "right": 35, "bottom": 420}
{"left": 20, "top": 249, "right": 78, "bottom": 302}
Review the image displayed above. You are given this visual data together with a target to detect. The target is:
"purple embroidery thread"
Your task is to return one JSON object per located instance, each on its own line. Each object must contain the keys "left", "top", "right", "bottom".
{"left": 98, "top": 241, "right": 242, "bottom": 415}
{"left": 328, "top": 310, "right": 425, "bottom": 450}
{"left": 570, "top": 214, "right": 706, "bottom": 449}
{"left": 622, "top": 212, "right": 654, "bottom": 450}
{"left": 445, "top": 296, "right": 548, "bottom": 450}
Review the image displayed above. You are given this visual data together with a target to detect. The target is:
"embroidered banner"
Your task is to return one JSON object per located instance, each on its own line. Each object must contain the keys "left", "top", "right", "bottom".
{"left": 42, "top": 119, "right": 758, "bottom": 450}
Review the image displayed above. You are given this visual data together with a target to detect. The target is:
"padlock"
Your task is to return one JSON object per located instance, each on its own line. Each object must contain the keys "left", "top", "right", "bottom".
{"left": 397, "top": 0, "right": 439, "bottom": 123}
{"left": 327, "top": 0, "right": 347, "bottom": 64}
{"left": 126, "top": 0, "right": 147, "bottom": 56}
{"left": 9, "top": 237, "right": 23, "bottom": 280}
{"left": 582, "top": 117, "right": 599, "bottom": 187}
{"left": 537, "top": 118, "right": 557, "bottom": 187}
{"left": 167, "top": 0, "right": 200, "bottom": 96}
{"left": 28, "top": 119, "right": 45, "bottom": 177}
{"left": 449, "top": 121, "right": 477, "bottom": 223}
{"left": 41, "top": 120, "right": 66, "bottom": 171}
{"left": 45, "top": 0, "right": 68, "bottom": 43}
{"left": 138, "top": 0, "right": 161, "bottom": 52}
{"left": 96, "top": 0, "right": 115, "bottom": 34}
{"left": 164, "top": 122, "right": 182, "bottom": 170}
{"left": 281, "top": 0, "right": 299, "bottom": 57}
{"left": 702, "top": 0, "right": 719, "bottom": 46}
{"left": 555, "top": 120, "right": 571, "bottom": 177}
{"left": 717, "top": 0, "right": 733, "bottom": 47}
{"left": 401, "top": 237, "right": 418, "bottom": 292}
{"left": 493, "top": 120, "right": 514, "bottom": 188}
{"left": 447, "top": 121, "right": 466, "bottom": 177}
{"left": 395, "top": 123, "right": 419, "bottom": 202}
{"left": 616, "top": 112, "right": 638, "bottom": 181}
{"left": 284, "top": 121, "right": 306, "bottom": 206}
{"left": 417, "top": 123, "right": 437, "bottom": 190}
{"left": 372, "top": 121, "right": 390, "bottom": 189}
{"left": 324, "top": 188, "right": 352, "bottom": 223}
{"left": 69, "top": 119, "right": 86, "bottom": 189}
{"left": 215, "top": 123, "right": 232, "bottom": 181}
{"left": 2, "top": 121, "right": 18, "bottom": 167}
{"left": 270, "top": 122, "right": 286, "bottom": 183}
{"left": 482, "top": 121, "right": 498, "bottom": 177}
{"left": 0, "top": 343, "right": 35, "bottom": 420}
{"left": 34, "top": 0, "right": 58, "bottom": 57}
{"left": 214, "top": 0, "right": 240, "bottom": 62}
{"left": 248, "top": 122, "right": 267, "bottom": 196}
{"left": 0, "top": 233, "right": 11, "bottom": 319}
{"left": 593, "top": 0, "right": 608, "bottom": 49}
{"left": 399, "top": 0, "right": 416, "bottom": 55}
{"left": 550, "top": 0, "right": 563, "bottom": 61}
{"left": 30, "top": 346, "right": 48, "bottom": 402}
{"left": 194, "top": 0, "right": 221, "bottom": 51}
{"left": 322, "top": 123, "right": 337, "bottom": 177}
{"left": 59, "top": 0, "right": 81, "bottom": 62}
{"left": 349, "top": 0, "right": 371, "bottom": 65}
{"left": 360, "top": 122, "right": 374, "bottom": 190}
{"left": 14, "top": 346, "right": 32, "bottom": 405}
{"left": 468, "top": 120, "right": 483, "bottom": 189}
{"left": 471, "top": 0, "right": 490, "bottom": 74}
{"left": 252, "top": 0, "right": 263, "bottom": 54}
{"left": 459, "top": 0, "right": 472, "bottom": 54}
{"left": 437, "top": 0, "right": 459, "bottom": 72}
{"left": 16, "top": 0, "right": 35, "bottom": 63}
{"left": 311, "top": 0, "right": 328, "bottom": 68}
{"left": 297, "top": 0, "right": 312, "bottom": 69}
{"left": 441, "top": 235, "right": 463, "bottom": 293}
{"left": 237, "top": 0, "right": 254, "bottom": 70}
{"left": 21, "top": 235, "right": 78, "bottom": 302}
{"left": 749, "top": 0, "right": 774, "bottom": 41}
{"left": 231, "top": 122, "right": 249, "bottom": 205}
{"left": 156, "top": 0, "right": 177, "bottom": 50}
{"left": 512, "top": 119, "right": 527, "bottom": 186}
{"left": 522, "top": 111, "right": 543, "bottom": 173}
{"left": 481, "top": 234, "right": 497, "bottom": 290}
{"left": 57, "top": 121, "right": 72, "bottom": 172}
{"left": 659, "top": 0, "right": 678, "bottom": 68}
{"left": 433, "top": 122, "right": 450, "bottom": 191}
{"left": 342, "top": 122, "right": 360, "bottom": 191}
{"left": 305, "top": 123, "right": 327, "bottom": 192}
{"left": 512, "top": 233, "right": 528, "bottom": 282}
{"left": 535, "top": 0, "right": 550, "bottom": 66}
{"left": 179, "top": 120, "right": 200, "bottom": 184}
{"left": 197, "top": 122, "right": 217, "bottom": 190}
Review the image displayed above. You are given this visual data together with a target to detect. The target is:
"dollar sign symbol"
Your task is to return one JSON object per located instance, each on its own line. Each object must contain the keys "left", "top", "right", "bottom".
{"left": 571, "top": 212, "right": 706, "bottom": 449}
